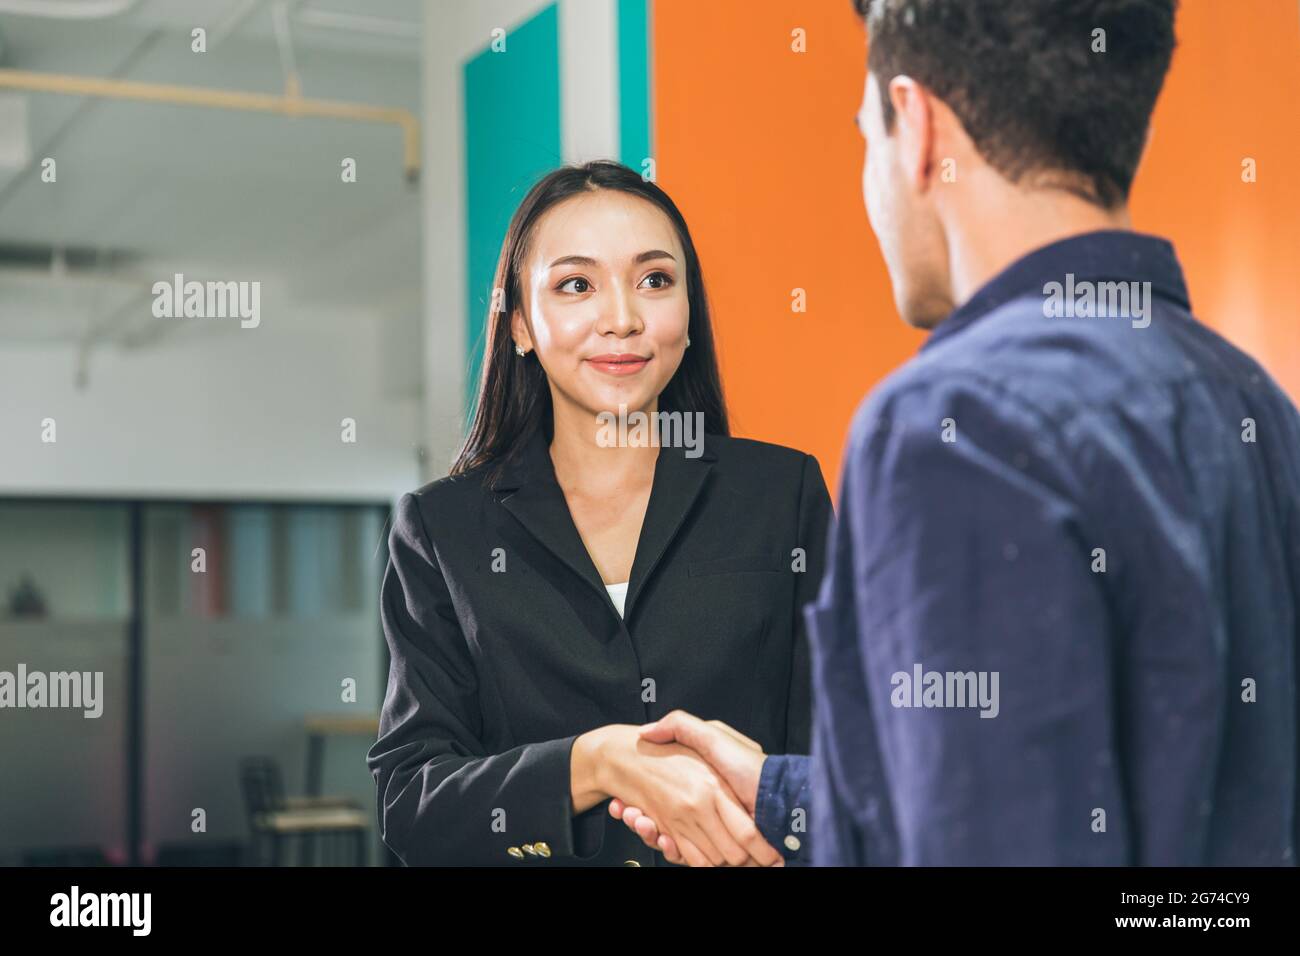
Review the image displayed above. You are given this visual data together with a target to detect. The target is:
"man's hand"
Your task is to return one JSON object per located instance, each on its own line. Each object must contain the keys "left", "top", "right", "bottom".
{"left": 588, "top": 723, "right": 778, "bottom": 866}
{"left": 608, "top": 711, "right": 772, "bottom": 865}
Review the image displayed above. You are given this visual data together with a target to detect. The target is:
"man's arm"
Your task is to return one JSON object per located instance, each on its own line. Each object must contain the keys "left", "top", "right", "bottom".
{"left": 753, "top": 754, "right": 811, "bottom": 864}
{"left": 841, "top": 377, "right": 1131, "bottom": 864}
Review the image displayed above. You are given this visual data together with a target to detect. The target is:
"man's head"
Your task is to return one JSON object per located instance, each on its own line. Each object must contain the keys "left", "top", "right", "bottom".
{"left": 854, "top": 0, "right": 1177, "bottom": 327}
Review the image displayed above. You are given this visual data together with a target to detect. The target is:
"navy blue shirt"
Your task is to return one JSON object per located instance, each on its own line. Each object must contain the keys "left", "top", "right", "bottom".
{"left": 756, "top": 230, "right": 1300, "bottom": 865}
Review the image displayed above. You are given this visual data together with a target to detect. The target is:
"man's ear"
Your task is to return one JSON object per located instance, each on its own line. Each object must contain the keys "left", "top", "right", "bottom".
{"left": 888, "top": 75, "right": 937, "bottom": 194}
{"left": 1136, "top": 121, "right": 1156, "bottom": 174}
{"left": 510, "top": 308, "right": 533, "bottom": 353}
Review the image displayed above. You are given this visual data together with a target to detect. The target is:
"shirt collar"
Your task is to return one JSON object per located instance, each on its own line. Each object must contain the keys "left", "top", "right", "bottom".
{"left": 923, "top": 229, "right": 1192, "bottom": 351}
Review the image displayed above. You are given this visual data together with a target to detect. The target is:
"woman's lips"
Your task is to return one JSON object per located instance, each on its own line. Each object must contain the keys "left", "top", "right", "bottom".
{"left": 586, "top": 353, "right": 650, "bottom": 376}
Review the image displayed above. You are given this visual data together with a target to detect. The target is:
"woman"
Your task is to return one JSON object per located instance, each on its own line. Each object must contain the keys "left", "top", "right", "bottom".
{"left": 366, "top": 160, "right": 831, "bottom": 866}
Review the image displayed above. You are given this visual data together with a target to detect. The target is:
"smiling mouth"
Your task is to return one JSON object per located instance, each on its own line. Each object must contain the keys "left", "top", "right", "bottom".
{"left": 586, "top": 354, "right": 651, "bottom": 376}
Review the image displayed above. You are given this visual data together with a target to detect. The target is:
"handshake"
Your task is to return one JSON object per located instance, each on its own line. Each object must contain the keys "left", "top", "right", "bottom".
{"left": 580, "top": 709, "right": 784, "bottom": 867}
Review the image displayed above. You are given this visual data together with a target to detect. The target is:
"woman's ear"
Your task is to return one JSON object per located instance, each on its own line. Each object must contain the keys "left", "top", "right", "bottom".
{"left": 510, "top": 308, "right": 534, "bottom": 355}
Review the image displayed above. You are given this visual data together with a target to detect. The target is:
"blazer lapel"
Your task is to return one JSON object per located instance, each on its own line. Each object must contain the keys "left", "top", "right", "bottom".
{"left": 492, "top": 431, "right": 610, "bottom": 607}
{"left": 491, "top": 428, "right": 718, "bottom": 625}
{"left": 623, "top": 436, "right": 716, "bottom": 618}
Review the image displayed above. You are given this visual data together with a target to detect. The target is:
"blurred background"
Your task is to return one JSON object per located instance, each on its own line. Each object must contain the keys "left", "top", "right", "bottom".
{"left": 0, "top": 0, "right": 1296, "bottom": 866}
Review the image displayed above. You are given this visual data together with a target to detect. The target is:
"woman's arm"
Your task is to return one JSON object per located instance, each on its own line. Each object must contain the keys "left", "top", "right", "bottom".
{"left": 368, "top": 493, "right": 607, "bottom": 865}
{"left": 785, "top": 453, "right": 833, "bottom": 754}
{"left": 568, "top": 729, "right": 609, "bottom": 814}
{"left": 368, "top": 493, "right": 770, "bottom": 866}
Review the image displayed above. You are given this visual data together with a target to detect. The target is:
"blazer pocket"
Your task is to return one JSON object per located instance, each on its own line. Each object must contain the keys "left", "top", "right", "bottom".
{"left": 688, "top": 553, "right": 783, "bottom": 576}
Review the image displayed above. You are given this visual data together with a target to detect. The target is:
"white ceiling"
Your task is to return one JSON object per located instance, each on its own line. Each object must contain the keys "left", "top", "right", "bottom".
{"left": 0, "top": 0, "right": 424, "bottom": 344}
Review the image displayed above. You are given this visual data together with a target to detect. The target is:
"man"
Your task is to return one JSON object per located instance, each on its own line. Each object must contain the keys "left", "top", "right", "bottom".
{"left": 609, "top": 0, "right": 1300, "bottom": 865}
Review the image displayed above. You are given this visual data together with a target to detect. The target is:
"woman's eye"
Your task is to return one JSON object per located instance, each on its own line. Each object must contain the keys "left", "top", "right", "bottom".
{"left": 558, "top": 277, "right": 591, "bottom": 294}
{"left": 640, "top": 271, "right": 673, "bottom": 290}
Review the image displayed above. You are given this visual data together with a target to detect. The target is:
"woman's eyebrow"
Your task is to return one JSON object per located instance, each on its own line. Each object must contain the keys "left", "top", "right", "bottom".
{"left": 634, "top": 249, "right": 676, "bottom": 263}
{"left": 548, "top": 254, "right": 599, "bottom": 268}
{"left": 548, "top": 250, "right": 676, "bottom": 269}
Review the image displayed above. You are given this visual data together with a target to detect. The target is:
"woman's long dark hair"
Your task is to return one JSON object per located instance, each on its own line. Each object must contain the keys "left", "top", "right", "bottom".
{"left": 450, "top": 160, "right": 729, "bottom": 479}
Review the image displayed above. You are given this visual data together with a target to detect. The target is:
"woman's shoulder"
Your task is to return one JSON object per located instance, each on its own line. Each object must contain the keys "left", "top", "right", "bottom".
{"left": 412, "top": 465, "right": 496, "bottom": 504}
{"left": 393, "top": 464, "right": 496, "bottom": 532}
{"left": 703, "top": 433, "right": 825, "bottom": 495}
{"left": 704, "top": 435, "right": 832, "bottom": 526}
{"left": 705, "top": 433, "right": 819, "bottom": 472}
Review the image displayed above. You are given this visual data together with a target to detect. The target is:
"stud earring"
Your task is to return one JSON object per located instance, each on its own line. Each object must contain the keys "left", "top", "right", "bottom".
{"left": 686, "top": 335, "right": 691, "bottom": 348}
{"left": 515, "top": 343, "right": 526, "bottom": 357}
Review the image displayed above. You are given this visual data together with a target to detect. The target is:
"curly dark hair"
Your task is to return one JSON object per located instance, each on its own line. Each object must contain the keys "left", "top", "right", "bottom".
{"left": 854, "top": 0, "right": 1177, "bottom": 207}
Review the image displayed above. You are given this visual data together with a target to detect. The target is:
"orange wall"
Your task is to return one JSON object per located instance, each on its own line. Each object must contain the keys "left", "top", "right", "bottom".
{"left": 654, "top": 0, "right": 1300, "bottom": 492}
{"left": 655, "top": 0, "right": 920, "bottom": 491}
{"left": 1130, "top": 0, "right": 1300, "bottom": 391}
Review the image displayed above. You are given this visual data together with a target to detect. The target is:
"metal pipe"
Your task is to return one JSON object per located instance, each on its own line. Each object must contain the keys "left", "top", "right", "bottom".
{"left": 296, "top": 9, "right": 421, "bottom": 41}
{"left": 0, "top": 0, "right": 139, "bottom": 18}
{"left": 0, "top": 67, "right": 421, "bottom": 183}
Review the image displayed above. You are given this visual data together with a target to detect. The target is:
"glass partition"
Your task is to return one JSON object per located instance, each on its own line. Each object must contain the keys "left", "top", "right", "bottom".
{"left": 0, "top": 498, "right": 388, "bottom": 866}
{"left": 0, "top": 502, "right": 130, "bottom": 865}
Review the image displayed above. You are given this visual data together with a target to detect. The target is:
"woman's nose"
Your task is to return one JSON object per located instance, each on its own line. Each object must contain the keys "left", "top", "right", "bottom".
{"left": 595, "top": 286, "right": 643, "bottom": 337}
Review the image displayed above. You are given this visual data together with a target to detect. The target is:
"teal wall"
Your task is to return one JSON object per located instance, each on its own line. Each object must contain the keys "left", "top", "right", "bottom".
{"left": 461, "top": 0, "right": 653, "bottom": 421}
{"left": 618, "top": 0, "right": 652, "bottom": 171}
{"left": 463, "top": 4, "right": 562, "bottom": 414}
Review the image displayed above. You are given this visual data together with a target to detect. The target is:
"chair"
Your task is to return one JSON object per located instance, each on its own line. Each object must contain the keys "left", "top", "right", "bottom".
{"left": 239, "top": 756, "right": 368, "bottom": 866}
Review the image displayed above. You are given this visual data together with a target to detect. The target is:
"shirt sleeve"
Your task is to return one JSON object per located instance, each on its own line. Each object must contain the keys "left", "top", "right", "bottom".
{"left": 754, "top": 754, "right": 811, "bottom": 864}
{"left": 365, "top": 493, "right": 607, "bottom": 865}
{"left": 836, "top": 378, "right": 1131, "bottom": 864}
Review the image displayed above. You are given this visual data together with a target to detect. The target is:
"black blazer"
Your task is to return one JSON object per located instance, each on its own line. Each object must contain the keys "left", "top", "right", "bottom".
{"left": 366, "top": 429, "right": 832, "bottom": 866}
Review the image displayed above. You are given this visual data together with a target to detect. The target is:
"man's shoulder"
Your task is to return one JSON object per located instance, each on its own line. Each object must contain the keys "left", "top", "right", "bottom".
{"left": 842, "top": 296, "right": 1153, "bottom": 471}
{"left": 851, "top": 292, "right": 1272, "bottom": 446}
{"left": 845, "top": 290, "right": 1300, "bottom": 487}
{"left": 843, "top": 312, "right": 1054, "bottom": 458}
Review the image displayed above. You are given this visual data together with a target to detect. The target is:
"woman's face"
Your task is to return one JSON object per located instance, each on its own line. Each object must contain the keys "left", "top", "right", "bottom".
{"left": 512, "top": 189, "right": 690, "bottom": 427}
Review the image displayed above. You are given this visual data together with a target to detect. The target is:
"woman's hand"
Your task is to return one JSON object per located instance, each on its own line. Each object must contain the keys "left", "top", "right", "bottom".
{"left": 608, "top": 716, "right": 774, "bottom": 866}
{"left": 577, "top": 724, "right": 781, "bottom": 867}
